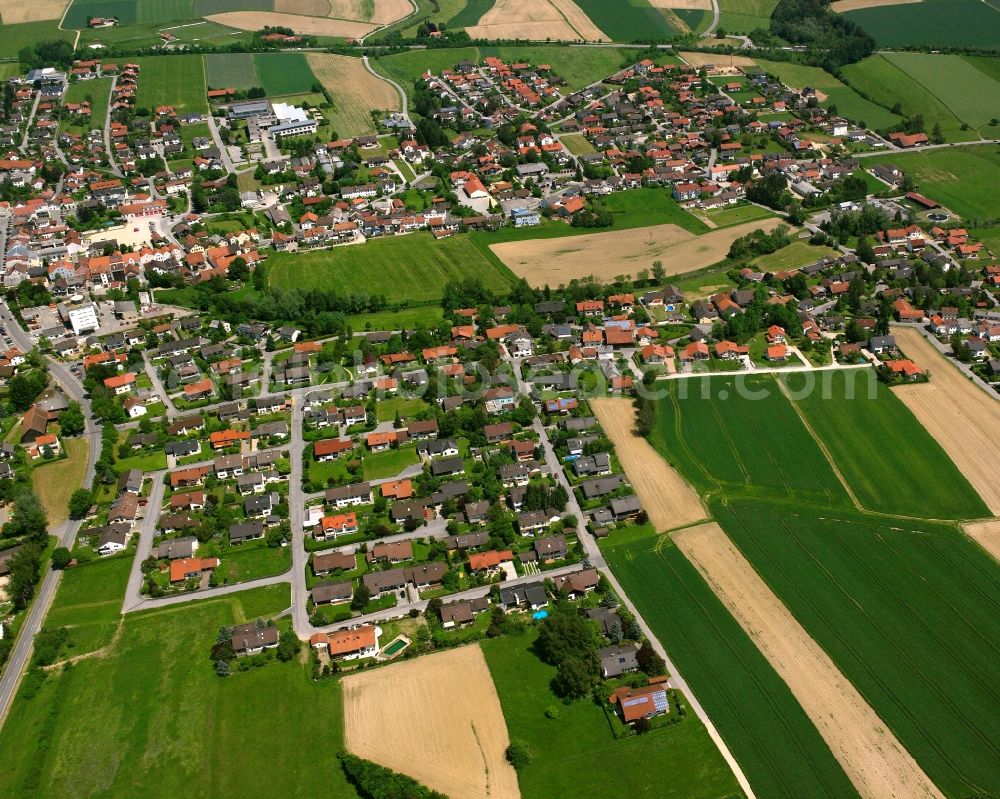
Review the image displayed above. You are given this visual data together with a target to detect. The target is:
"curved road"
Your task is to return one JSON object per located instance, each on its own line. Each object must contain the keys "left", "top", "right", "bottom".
{"left": 0, "top": 304, "right": 101, "bottom": 728}
{"left": 363, "top": 56, "right": 409, "bottom": 122}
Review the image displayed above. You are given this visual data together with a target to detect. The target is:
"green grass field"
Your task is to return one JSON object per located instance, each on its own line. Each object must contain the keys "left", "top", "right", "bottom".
{"left": 266, "top": 232, "right": 516, "bottom": 302}
{"left": 754, "top": 59, "right": 902, "bottom": 130}
{"left": 477, "top": 45, "right": 627, "bottom": 91}
{"left": 218, "top": 544, "right": 291, "bottom": 584}
{"left": 373, "top": 47, "right": 481, "bottom": 91}
{"left": 447, "top": 0, "right": 494, "bottom": 27}
{"left": 842, "top": 0, "right": 1000, "bottom": 50}
{"left": 879, "top": 52, "right": 1000, "bottom": 133}
{"left": 253, "top": 52, "right": 316, "bottom": 97}
{"left": 600, "top": 529, "right": 859, "bottom": 799}
{"left": 0, "top": 584, "right": 363, "bottom": 799}
{"left": 843, "top": 54, "right": 987, "bottom": 143}
{"left": 205, "top": 52, "right": 259, "bottom": 90}
{"left": 34, "top": 438, "right": 89, "bottom": 526}
{"left": 700, "top": 204, "right": 776, "bottom": 227}
{"left": 193, "top": 0, "right": 271, "bottom": 14}
{"left": 865, "top": 146, "right": 1000, "bottom": 225}
{"left": 717, "top": 0, "right": 777, "bottom": 33}
{"left": 136, "top": 55, "right": 208, "bottom": 113}
{"left": 650, "top": 375, "right": 851, "bottom": 507}
{"left": 717, "top": 499, "right": 1000, "bottom": 798}
{"left": 45, "top": 556, "right": 132, "bottom": 656}
{"left": 559, "top": 133, "right": 596, "bottom": 155}
{"left": 346, "top": 305, "right": 443, "bottom": 331}
{"left": 481, "top": 632, "right": 743, "bottom": 799}
{"left": 965, "top": 55, "right": 1000, "bottom": 85}
{"left": 0, "top": 20, "right": 74, "bottom": 58}
{"left": 63, "top": 77, "right": 112, "bottom": 134}
{"left": 784, "top": 369, "right": 989, "bottom": 519}
{"left": 0, "top": 63, "right": 22, "bottom": 79}
{"left": 573, "top": 0, "right": 679, "bottom": 42}
{"left": 750, "top": 241, "right": 839, "bottom": 271}
{"left": 65, "top": 0, "right": 140, "bottom": 28}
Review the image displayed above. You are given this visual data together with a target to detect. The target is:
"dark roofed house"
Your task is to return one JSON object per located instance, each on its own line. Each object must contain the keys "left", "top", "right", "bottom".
{"left": 363, "top": 567, "right": 407, "bottom": 597}
{"left": 498, "top": 581, "right": 548, "bottom": 611}
{"left": 312, "top": 581, "right": 353, "bottom": 605}
{"left": 535, "top": 535, "right": 567, "bottom": 562}
{"left": 599, "top": 643, "right": 639, "bottom": 678}
{"left": 229, "top": 520, "right": 265, "bottom": 544}
{"left": 313, "top": 551, "right": 356, "bottom": 574}
{"left": 580, "top": 474, "right": 625, "bottom": 499}
{"left": 230, "top": 622, "right": 279, "bottom": 656}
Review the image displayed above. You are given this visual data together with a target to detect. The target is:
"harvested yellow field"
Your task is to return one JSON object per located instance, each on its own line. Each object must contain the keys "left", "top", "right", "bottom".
{"left": 343, "top": 645, "right": 520, "bottom": 799}
{"left": 890, "top": 326, "right": 1000, "bottom": 515}
{"left": 964, "top": 520, "right": 1000, "bottom": 565}
{"left": 649, "top": 0, "right": 713, "bottom": 9}
{"left": 674, "top": 522, "right": 946, "bottom": 799}
{"left": 494, "top": 218, "right": 782, "bottom": 287}
{"left": 274, "top": 0, "right": 333, "bottom": 16}
{"left": 591, "top": 397, "right": 706, "bottom": 532}
{"left": 831, "top": 0, "right": 921, "bottom": 12}
{"left": 307, "top": 53, "right": 400, "bottom": 136}
{"left": 207, "top": 11, "right": 377, "bottom": 37}
{"left": 369, "top": 0, "right": 411, "bottom": 24}
{"left": 0, "top": 0, "right": 70, "bottom": 24}
{"left": 467, "top": 0, "right": 608, "bottom": 41}
{"left": 680, "top": 50, "right": 758, "bottom": 69}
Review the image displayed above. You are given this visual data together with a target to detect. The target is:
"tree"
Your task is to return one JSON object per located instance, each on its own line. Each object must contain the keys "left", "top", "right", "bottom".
{"left": 351, "top": 581, "right": 371, "bottom": 611}
{"left": 8, "top": 370, "right": 47, "bottom": 411}
{"left": 58, "top": 401, "right": 85, "bottom": 436}
{"left": 7, "top": 544, "right": 41, "bottom": 610}
{"left": 67, "top": 488, "right": 93, "bottom": 520}
{"left": 275, "top": 628, "right": 300, "bottom": 661}
{"left": 4, "top": 490, "right": 48, "bottom": 544}
{"left": 636, "top": 640, "right": 667, "bottom": 676}
{"left": 227, "top": 256, "right": 249, "bottom": 282}
{"left": 51, "top": 547, "right": 71, "bottom": 570}
{"left": 505, "top": 740, "right": 534, "bottom": 770}
{"left": 552, "top": 656, "right": 595, "bottom": 699}
{"left": 215, "top": 659, "right": 231, "bottom": 677}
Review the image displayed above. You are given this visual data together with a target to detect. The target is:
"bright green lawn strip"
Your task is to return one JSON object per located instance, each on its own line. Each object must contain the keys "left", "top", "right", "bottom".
{"left": 47, "top": 556, "right": 131, "bottom": 629}
{"left": 971, "top": 226, "right": 1000, "bottom": 257}
{"left": 784, "top": 369, "right": 988, "bottom": 519}
{"left": 253, "top": 53, "right": 317, "bottom": 97}
{"left": 266, "top": 232, "right": 516, "bottom": 302}
{"left": 115, "top": 449, "right": 167, "bottom": 473}
{"left": 347, "top": 305, "right": 443, "bottom": 331}
{"left": 373, "top": 48, "right": 481, "bottom": 91}
{"left": 881, "top": 52, "right": 1000, "bottom": 132}
{"left": 481, "top": 631, "right": 743, "bottom": 799}
{"left": 477, "top": 45, "right": 627, "bottom": 91}
{"left": 560, "top": 133, "right": 596, "bottom": 155}
{"left": 63, "top": 78, "right": 112, "bottom": 134}
{"left": 864, "top": 146, "right": 1000, "bottom": 223}
{"left": 600, "top": 531, "right": 859, "bottom": 799}
{"left": 218, "top": 544, "right": 291, "bottom": 584}
{"left": 375, "top": 396, "right": 430, "bottom": 422}
{"left": 716, "top": 498, "right": 1000, "bottom": 798}
{"left": 700, "top": 204, "right": 775, "bottom": 228}
{"left": 136, "top": 55, "right": 208, "bottom": 113}
{"left": 363, "top": 445, "right": 418, "bottom": 481}
{"left": 0, "top": 585, "right": 351, "bottom": 799}
{"left": 0, "top": 21, "right": 74, "bottom": 58}
{"left": 750, "top": 241, "right": 838, "bottom": 271}
{"left": 649, "top": 375, "right": 851, "bottom": 507}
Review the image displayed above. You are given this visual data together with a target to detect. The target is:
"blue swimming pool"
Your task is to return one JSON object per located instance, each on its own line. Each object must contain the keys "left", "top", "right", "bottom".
{"left": 532, "top": 610, "right": 549, "bottom": 620}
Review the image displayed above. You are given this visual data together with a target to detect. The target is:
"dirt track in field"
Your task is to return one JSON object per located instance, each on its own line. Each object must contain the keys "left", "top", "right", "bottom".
{"left": 343, "top": 645, "right": 520, "bottom": 799}
{"left": 493, "top": 218, "right": 782, "bottom": 287}
{"left": 890, "top": 326, "right": 1000, "bottom": 515}
{"left": 307, "top": 53, "right": 400, "bottom": 136}
{"left": 591, "top": 397, "right": 706, "bottom": 532}
{"left": 964, "top": 520, "right": 1000, "bottom": 565}
{"left": 0, "top": 0, "right": 69, "bottom": 23}
{"left": 467, "top": 0, "right": 608, "bottom": 41}
{"left": 831, "top": 0, "right": 921, "bottom": 12}
{"left": 673, "top": 522, "right": 946, "bottom": 799}
{"left": 207, "top": 10, "right": 377, "bottom": 36}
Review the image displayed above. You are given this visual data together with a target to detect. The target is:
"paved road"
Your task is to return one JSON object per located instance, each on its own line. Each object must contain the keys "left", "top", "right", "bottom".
{"left": 206, "top": 111, "right": 237, "bottom": 175}
{"left": 19, "top": 91, "right": 40, "bottom": 153}
{"left": 702, "top": 0, "right": 721, "bottom": 37}
{"left": 123, "top": 572, "right": 292, "bottom": 614}
{"left": 120, "top": 474, "right": 167, "bottom": 613}
{"left": 141, "top": 352, "right": 178, "bottom": 417}
{"left": 363, "top": 56, "right": 409, "bottom": 121}
{"left": 288, "top": 396, "right": 309, "bottom": 636}
{"left": 102, "top": 77, "right": 122, "bottom": 176}
{"left": 0, "top": 305, "right": 102, "bottom": 730}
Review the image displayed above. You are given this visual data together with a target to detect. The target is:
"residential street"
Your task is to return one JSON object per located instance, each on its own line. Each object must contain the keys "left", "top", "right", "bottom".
{"left": 120, "top": 474, "right": 167, "bottom": 613}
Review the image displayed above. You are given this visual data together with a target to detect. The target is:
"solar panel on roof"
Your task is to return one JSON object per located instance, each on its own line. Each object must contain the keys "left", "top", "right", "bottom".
{"left": 623, "top": 697, "right": 647, "bottom": 708}
{"left": 653, "top": 692, "right": 668, "bottom": 713}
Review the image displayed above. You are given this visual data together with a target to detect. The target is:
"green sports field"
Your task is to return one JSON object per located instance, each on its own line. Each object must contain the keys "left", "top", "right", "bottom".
{"left": 136, "top": 55, "right": 208, "bottom": 113}
{"left": 717, "top": 0, "right": 777, "bottom": 34}
{"left": 266, "top": 232, "right": 516, "bottom": 302}
{"left": 481, "top": 630, "right": 744, "bottom": 799}
{"left": 784, "top": 369, "right": 988, "bottom": 519}
{"left": 205, "top": 52, "right": 259, "bottom": 90}
{"left": 717, "top": 499, "right": 1000, "bottom": 798}
{"left": 600, "top": 529, "right": 859, "bottom": 799}
{"left": 753, "top": 59, "right": 902, "bottom": 130}
{"left": 650, "top": 375, "right": 851, "bottom": 507}
{"left": 842, "top": 0, "right": 1000, "bottom": 50}
{"left": 571, "top": 0, "right": 680, "bottom": 42}
{"left": 865, "top": 146, "right": 1000, "bottom": 224}
{"left": 253, "top": 52, "right": 317, "bottom": 97}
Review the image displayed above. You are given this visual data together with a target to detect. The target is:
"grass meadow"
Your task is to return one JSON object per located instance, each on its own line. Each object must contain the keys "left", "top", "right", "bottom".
{"left": 600, "top": 528, "right": 859, "bottom": 799}
{"left": 865, "top": 146, "right": 1000, "bottom": 224}
{"left": 842, "top": 0, "right": 1000, "bottom": 50}
{"left": 717, "top": 0, "right": 777, "bottom": 33}
{"left": 63, "top": 77, "right": 112, "bottom": 134}
{"left": 785, "top": 369, "right": 990, "bottom": 519}
{"left": 649, "top": 375, "right": 851, "bottom": 507}
{"left": 481, "top": 630, "right": 743, "bottom": 799}
{"left": 717, "top": 499, "right": 1000, "bottom": 798}
{"left": 33, "top": 437, "right": 89, "bottom": 526}
{"left": 478, "top": 45, "right": 628, "bottom": 91}
{"left": 373, "top": 47, "right": 481, "bottom": 89}
{"left": 0, "top": 20, "right": 74, "bottom": 58}
{"left": 45, "top": 556, "right": 132, "bottom": 656}
{"left": 205, "top": 52, "right": 259, "bottom": 90}
{"left": 0, "top": 584, "right": 360, "bottom": 799}
{"left": 754, "top": 59, "right": 902, "bottom": 130}
{"left": 447, "top": 0, "right": 494, "bottom": 28}
{"left": 253, "top": 52, "right": 317, "bottom": 97}
{"left": 266, "top": 232, "right": 516, "bottom": 302}
{"left": 136, "top": 55, "right": 208, "bottom": 113}
{"left": 573, "top": 0, "right": 680, "bottom": 42}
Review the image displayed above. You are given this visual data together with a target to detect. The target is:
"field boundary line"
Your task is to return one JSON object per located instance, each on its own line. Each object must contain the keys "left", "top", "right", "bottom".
{"left": 775, "top": 378, "right": 863, "bottom": 511}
